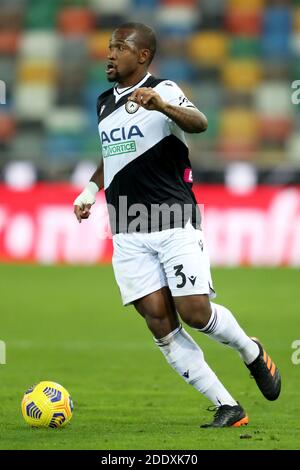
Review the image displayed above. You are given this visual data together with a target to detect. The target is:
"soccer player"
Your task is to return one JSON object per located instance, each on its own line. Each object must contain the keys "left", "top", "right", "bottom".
{"left": 74, "top": 23, "right": 281, "bottom": 427}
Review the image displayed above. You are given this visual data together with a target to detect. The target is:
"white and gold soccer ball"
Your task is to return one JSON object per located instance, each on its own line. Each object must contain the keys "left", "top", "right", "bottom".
{"left": 21, "top": 381, "right": 73, "bottom": 428}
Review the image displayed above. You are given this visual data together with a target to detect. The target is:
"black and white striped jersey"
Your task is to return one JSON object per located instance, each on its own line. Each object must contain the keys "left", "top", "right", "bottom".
{"left": 96, "top": 73, "right": 201, "bottom": 234}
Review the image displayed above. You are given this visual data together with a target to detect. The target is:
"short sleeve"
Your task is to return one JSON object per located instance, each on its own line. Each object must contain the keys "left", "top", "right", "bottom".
{"left": 155, "top": 80, "right": 195, "bottom": 109}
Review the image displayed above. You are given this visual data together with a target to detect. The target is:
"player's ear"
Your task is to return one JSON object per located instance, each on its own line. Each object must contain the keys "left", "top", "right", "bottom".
{"left": 138, "top": 48, "right": 150, "bottom": 65}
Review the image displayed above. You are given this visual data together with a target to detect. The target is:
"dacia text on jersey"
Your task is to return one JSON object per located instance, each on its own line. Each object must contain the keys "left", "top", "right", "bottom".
{"left": 101, "top": 125, "right": 144, "bottom": 158}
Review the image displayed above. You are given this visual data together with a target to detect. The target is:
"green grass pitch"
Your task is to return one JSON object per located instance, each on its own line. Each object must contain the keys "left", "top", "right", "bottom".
{"left": 0, "top": 264, "right": 299, "bottom": 450}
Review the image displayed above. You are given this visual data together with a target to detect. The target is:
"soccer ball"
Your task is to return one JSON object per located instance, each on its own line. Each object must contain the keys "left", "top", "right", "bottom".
{"left": 21, "top": 381, "right": 73, "bottom": 428}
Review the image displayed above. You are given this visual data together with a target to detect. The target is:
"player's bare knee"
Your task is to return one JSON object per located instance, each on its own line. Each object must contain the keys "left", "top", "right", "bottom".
{"left": 177, "top": 296, "right": 212, "bottom": 329}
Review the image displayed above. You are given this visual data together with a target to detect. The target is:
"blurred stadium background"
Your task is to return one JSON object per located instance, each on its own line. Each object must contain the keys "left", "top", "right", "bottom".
{"left": 0, "top": 0, "right": 299, "bottom": 265}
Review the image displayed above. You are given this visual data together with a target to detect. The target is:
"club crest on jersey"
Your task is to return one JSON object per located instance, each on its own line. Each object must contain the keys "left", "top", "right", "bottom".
{"left": 125, "top": 100, "right": 139, "bottom": 114}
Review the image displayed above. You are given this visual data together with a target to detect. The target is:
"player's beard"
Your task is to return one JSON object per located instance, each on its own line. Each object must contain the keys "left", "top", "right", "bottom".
{"left": 107, "top": 70, "right": 120, "bottom": 83}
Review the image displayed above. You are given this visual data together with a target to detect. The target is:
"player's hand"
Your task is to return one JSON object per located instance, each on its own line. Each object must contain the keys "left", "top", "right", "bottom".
{"left": 73, "top": 182, "right": 98, "bottom": 223}
{"left": 128, "top": 87, "right": 166, "bottom": 112}
{"left": 74, "top": 203, "right": 92, "bottom": 223}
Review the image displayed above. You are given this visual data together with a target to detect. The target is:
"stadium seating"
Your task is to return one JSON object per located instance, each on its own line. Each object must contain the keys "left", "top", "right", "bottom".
{"left": 287, "top": 133, "right": 300, "bottom": 163}
{"left": 0, "top": 113, "right": 16, "bottom": 142}
{"left": 225, "top": 9, "right": 262, "bottom": 36}
{"left": 0, "top": 31, "right": 20, "bottom": 55}
{"left": 223, "top": 59, "right": 261, "bottom": 91}
{"left": 295, "top": 8, "right": 300, "bottom": 32}
{"left": 0, "top": 0, "right": 299, "bottom": 179}
{"left": 188, "top": 32, "right": 228, "bottom": 65}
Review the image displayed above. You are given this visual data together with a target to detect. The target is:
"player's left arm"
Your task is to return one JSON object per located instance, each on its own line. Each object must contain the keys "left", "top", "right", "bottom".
{"left": 128, "top": 87, "right": 207, "bottom": 133}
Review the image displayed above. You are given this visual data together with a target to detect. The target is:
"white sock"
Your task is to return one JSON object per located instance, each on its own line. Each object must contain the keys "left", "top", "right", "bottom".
{"left": 199, "top": 302, "right": 259, "bottom": 365}
{"left": 155, "top": 325, "right": 237, "bottom": 406}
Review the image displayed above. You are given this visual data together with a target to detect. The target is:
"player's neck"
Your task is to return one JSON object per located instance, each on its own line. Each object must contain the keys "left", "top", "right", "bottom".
{"left": 117, "top": 69, "right": 149, "bottom": 88}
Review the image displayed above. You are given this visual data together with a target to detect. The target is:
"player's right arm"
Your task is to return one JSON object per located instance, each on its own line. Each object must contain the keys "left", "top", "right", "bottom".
{"left": 73, "top": 160, "right": 104, "bottom": 223}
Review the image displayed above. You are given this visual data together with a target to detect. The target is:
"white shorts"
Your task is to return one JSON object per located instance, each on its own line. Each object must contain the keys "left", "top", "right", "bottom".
{"left": 112, "top": 221, "right": 216, "bottom": 306}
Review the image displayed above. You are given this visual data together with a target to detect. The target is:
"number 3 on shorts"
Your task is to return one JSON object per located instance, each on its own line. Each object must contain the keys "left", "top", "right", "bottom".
{"left": 173, "top": 264, "right": 186, "bottom": 288}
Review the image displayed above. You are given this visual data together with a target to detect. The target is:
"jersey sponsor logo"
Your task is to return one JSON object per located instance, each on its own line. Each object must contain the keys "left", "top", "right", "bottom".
{"left": 100, "top": 125, "right": 144, "bottom": 144}
{"left": 102, "top": 140, "right": 136, "bottom": 158}
{"left": 125, "top": 101, "right": 139, "bottom": 114}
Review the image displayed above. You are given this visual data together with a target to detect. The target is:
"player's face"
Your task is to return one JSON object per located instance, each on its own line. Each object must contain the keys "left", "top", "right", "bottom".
{"left": 106, "top": 29, "right": 142, "bottom": 83}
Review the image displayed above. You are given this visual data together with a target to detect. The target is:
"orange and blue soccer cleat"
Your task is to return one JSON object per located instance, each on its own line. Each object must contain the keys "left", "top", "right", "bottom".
{"left": 246, "top": 338, "right": 281, "bottom": 401}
